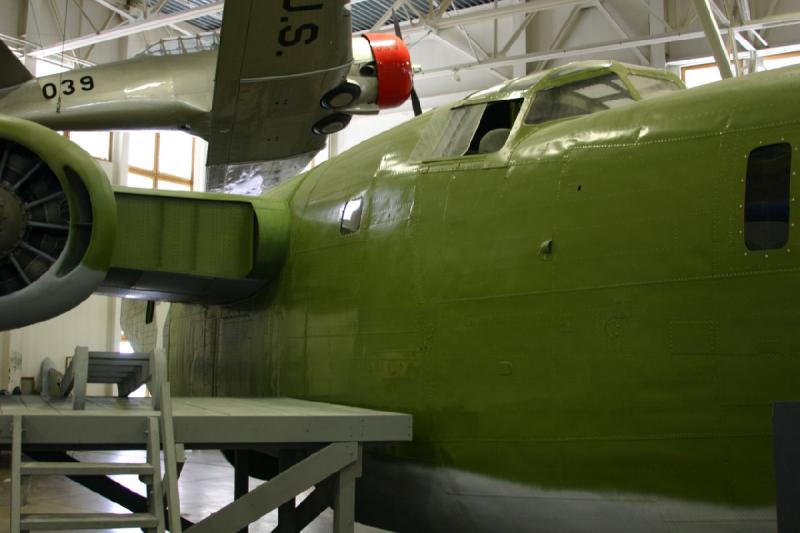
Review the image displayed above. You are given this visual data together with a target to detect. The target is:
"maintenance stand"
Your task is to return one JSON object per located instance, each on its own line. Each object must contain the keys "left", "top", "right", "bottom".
{"left": 0, "top": 348, "right": 413, "bottom": 533}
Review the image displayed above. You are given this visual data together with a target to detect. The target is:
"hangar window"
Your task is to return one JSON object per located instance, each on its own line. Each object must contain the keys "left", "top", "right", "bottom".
{"left": 128, "top": 130, "right": 196, "bottom": 191}
{"left": 744, "top": 143, "right": 792, "bottom": 250}
{"left": 341, "top": 197, "right": 364, "bottom": 235}
{"left": 525, "top": 73, "right": 635, "bottom": 125}
{"left": 60, "top": 131, "right": 112, "bottom": 161}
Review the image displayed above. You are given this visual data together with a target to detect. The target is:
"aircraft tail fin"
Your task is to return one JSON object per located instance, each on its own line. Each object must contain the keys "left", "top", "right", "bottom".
{"left": 0, "top": 41, "right": 33, "bottom": 90}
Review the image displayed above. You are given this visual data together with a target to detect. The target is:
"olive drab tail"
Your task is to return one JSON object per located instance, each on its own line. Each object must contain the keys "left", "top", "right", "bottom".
{"left": 0, "top": 42, "right": 33, "bottom": 90}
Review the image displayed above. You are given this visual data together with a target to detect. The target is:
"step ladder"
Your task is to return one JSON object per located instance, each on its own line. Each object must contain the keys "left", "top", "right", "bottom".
{"left": 58, "top": 347, "right": 158, "bottom": 410}
{"left": 9, "top": 382, "right": 183, "bottom": 533}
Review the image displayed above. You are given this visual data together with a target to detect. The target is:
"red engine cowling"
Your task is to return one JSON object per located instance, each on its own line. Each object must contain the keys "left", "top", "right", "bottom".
{"left": 321, "top": 35, "right": 414, "bottom": 114}
{"left": 363, "top": 33, "right": 413, "bottom": 109}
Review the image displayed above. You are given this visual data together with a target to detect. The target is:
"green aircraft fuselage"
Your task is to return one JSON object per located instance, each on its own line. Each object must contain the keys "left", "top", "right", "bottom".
{"left": 2, "top": 58, "right": 798, "bottom": 532}
{"left": 160, "top": 61, "right": 800, "bottom": 532}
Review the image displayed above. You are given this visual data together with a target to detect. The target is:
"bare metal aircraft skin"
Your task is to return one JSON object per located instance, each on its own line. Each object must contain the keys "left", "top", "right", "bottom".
{"left": 1, "top": 3, "right": 799, "bottom": 532}
{"left": 0, "top": 0, "right": 412, "bottom": 191}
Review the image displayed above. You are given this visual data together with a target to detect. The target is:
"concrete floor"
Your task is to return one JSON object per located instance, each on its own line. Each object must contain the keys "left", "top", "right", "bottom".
{"left": 0, "top": 449, "right": 391, "bottom": 533}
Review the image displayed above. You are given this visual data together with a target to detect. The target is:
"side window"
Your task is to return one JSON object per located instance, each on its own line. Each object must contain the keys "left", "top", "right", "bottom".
{"left": 526, "top": 73, "right": 634, "bottom": 125}
{"left": 745, "top": 143, "right": 792, "bottom": 250}
{"left": 409, "top": 99, "right": 522, "bottom": 160}
{"left": 340, "top": 197, "right": 363, "bottom": 235}
{"left": 465, "top": 99, "right": 523, "bottom": 155}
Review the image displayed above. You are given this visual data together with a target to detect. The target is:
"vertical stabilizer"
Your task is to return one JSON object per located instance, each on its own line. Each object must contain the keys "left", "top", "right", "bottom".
{"left": 0, "top": 42, "right": 33, "bottom": 90}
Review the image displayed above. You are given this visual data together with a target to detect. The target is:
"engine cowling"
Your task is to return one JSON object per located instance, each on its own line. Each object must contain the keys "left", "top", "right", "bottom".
{"left": 362, "top": 33, "right": 414, "bottom": 109}
{"left": 0, "top": 115, "right": 116, "bottom": 331}
{"left": 321, "top": 34, "right": 414, "bottom": 114}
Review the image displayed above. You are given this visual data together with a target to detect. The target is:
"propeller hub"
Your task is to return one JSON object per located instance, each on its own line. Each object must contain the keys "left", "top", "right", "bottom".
{"left": 0, "top": 183, "right": 27, "bottom": 258}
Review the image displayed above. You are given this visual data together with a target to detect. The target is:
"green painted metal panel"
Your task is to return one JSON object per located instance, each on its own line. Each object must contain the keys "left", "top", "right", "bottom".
{"left": 112, "top": 189, "right": 255, "bottom": 278}
{"left": 165, "top": 62, "right": 800, "bottom": 524}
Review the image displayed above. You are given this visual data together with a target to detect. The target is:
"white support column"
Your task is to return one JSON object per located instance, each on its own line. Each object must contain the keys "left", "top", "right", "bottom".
{"left": 105, "top": 296, "right": 120, "bottom": 397}
{"left": 692, "top": 0, "right": 735, "bottom": 78}
{"left": 8, "top": 350, "right": 22, "bottom": 392}
{"left": 649, "top": 0, "right": 666, "bottom": 68}
{"left": 507, "top": 6, "right": 533, "bottom": 78}
{"left": 71, "top": 346, "right": 90, "bottom": 410}
{"left": 112, "top": 132, "right": 130, "bottom": 186}
{"left": 0, "top": 331, "right": 10, "bottom": 390}
{"left": 11, "top": 416, "right": 22, "bottom": 533}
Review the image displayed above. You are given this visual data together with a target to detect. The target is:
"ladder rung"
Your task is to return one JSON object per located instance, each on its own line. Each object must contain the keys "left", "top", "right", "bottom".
{"left": 20, "top": 462, "right": 154, "bottom": 476}
{"left": 21, "top": 512, "right": 159, "bottom": 530}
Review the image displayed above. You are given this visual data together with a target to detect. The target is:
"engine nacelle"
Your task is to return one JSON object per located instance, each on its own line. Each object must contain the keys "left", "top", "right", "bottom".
{"left": 0, "top": 115, "right": 116, "bottom": 331}
{"left": 321, "top": 34, "right": 414, "bottom": 115}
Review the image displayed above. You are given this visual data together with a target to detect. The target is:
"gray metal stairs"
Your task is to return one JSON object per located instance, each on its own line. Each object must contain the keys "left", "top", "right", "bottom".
{"left": 9, "top": 379, "right": 182, "bottom": 532}
{"left": 60, "top": 348, "right": 155, "bottom": 409}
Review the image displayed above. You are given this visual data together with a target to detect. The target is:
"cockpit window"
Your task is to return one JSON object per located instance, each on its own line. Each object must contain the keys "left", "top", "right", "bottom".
{"left": 411, "top": 104, "right": 485, "bottom": 160}
{"left": 410, "top": 98, "right": 522, "bottom": 160}
{"left": 628, "top": 74, "right": 682, "bottom": 99}
{"left": 466, "top": 99, "right": 522, "bottom": 155}
{"left": 525, "top": 73, "right": 634, "bottom": 125}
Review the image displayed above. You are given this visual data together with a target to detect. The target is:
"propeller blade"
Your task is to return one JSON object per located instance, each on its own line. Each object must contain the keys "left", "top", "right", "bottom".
{"left": 411, "top": 87, "right": 422, "bottom": 116}
{"left": 392, "top": 8, "right": 422, "bottom": 116}
{"left": 392, "top": 8, "right": 403, "bottom": 39}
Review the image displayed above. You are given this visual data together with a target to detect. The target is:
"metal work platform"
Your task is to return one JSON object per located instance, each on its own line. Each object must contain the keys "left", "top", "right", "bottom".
{"left": 0, "top": 396, "right": 411, "bottom": 448}
{"left": 0, "top": 394, "right": 412, "bottom": 532}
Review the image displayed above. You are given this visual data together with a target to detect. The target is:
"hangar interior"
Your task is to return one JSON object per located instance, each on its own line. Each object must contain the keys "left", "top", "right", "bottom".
{"left": 1, "top": 0, "right": 800, "bottom": 531}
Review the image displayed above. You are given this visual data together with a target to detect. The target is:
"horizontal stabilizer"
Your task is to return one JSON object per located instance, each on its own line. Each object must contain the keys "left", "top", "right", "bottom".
{"left": 0, "top": 41, "right": 33, "bottom": 90}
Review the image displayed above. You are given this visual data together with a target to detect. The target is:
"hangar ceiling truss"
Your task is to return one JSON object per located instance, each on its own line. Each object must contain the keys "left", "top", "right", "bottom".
{"left": 4, "top": 0, "right": 800, "bottom": 77}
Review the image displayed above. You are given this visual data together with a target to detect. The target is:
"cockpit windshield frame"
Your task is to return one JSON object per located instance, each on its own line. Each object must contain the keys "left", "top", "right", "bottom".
{"left": 516, "top": 61, "right": 684, "bottom": 128}
{"left": 408, "top": 61, "right": 685, "bottom": 162}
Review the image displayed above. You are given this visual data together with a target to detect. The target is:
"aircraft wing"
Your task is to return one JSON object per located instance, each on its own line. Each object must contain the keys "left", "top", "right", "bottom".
{"left": 206, "top": 0, "right": 354, "bottom": 191}
{"left": 0, "top": 1, "right": 412, "bottom": 194}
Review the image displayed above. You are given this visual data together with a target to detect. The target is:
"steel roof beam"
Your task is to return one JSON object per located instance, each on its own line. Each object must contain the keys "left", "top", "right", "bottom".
{"left": 430, "top": 31, "right": 509, "bottom": 81}
{"left": 417, "top": 10, "right": 800, "bottom": 78}
{"left": 708, "top": 0, "right": 756, "bottom": 52}
{"left": 436, "top": 0, "right": 593, "bottom": 29}
{"left": 638, "top": 0, "right": 672, "bottom": 31}
{"left": 595, "top": 0, "right": 649, "bottom": 64}
{"left": 736, "top": 0, "right": 767, "bottom": 46}
{"left": 359, "top": 0, "right": 595, "bottom": 34}
{"left": 370, "top": 0, "right": 406, "bottom": 31}
{"left": 32, "top": 0, "right": 224, "bottom": 58}
{"left": 499, "top": 11, "right": 538, "bottom": 57}
{"left": 534, "top": 4, "right": 585, "bottom": 72}
{"left": 692, "top": 0, "right": 735, "bottom": 77}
